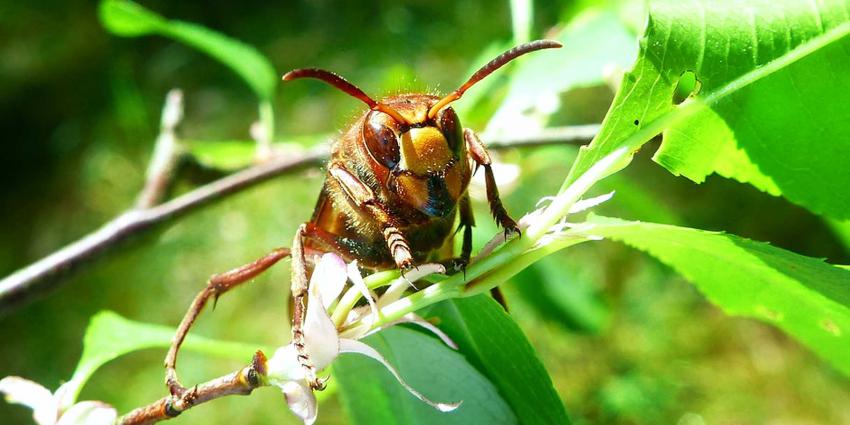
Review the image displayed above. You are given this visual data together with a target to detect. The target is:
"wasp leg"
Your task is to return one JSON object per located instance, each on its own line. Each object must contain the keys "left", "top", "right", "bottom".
{"left": 164, "top": 247, "right": 291, "bottom": 396}
{"left": 289, "top": 223, "right": 328, "bottom": 391}
{"left": 464, "top": 128, "right": 520, "bottom": 236}
{"left": 461, "top": 192, "right": 508, "bottom": 309}
{"left": 328, "top": 162, "right": 415, "bottom": 271}
{"left": 441, "top": 193, "right": 474, "bottom": 274}
{"left": 459, "top": 193, "right": 474, "bottom": 264}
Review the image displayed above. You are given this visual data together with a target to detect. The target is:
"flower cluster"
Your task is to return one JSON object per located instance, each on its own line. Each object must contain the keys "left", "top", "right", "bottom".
{"left": 265, "top": 253, "right": 460, "bottom": 424}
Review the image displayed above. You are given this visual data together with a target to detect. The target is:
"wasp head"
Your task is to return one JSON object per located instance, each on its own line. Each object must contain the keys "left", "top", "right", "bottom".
{"left": 362, "top": 94, "right": 465, "bottom": 217}
{"left": 282, "top": 40, "right": 562, "bottom": 218}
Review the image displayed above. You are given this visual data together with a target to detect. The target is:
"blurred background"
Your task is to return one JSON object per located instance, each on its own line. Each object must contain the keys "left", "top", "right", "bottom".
{"left": 1, "top": 0, "right": 849, "bottom": 424}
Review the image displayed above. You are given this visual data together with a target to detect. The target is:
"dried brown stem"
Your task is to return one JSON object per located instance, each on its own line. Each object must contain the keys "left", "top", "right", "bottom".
{"left": 0, "top": 124, "right": 597, "bottom": 312}
{"left": 119, "top": 351, "right": 269, "bottom": 425}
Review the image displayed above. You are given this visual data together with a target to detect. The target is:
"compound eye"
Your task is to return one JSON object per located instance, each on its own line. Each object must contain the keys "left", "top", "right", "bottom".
{"left": 363, "top": 112, "right": 400, "bottom": 169}
{"left": 437, "top": 107, "right": 462, "bottom": 154}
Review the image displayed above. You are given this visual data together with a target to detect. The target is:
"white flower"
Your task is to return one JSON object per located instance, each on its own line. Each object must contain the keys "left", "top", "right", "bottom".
{"left": 0, "top": 377, "right": 116, "bottom": 425}
{"left": 266, "top": 253, "right": 460, "bottom": 424}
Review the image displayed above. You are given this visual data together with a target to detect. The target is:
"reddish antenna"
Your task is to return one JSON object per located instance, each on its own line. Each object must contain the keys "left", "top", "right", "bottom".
{"left": 283, "top": 68, "right": 410, "bottom": 124}
{"left": 427, "top": 39, "right": 562, "bottom": 119}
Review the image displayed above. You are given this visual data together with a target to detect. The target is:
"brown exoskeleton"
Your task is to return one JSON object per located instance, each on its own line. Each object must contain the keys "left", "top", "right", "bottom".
{"left": 163, "top": 40, "right": 561, "bottom": 397}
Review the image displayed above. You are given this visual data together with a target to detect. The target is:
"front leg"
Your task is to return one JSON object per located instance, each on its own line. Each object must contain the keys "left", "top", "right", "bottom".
{"left": 165, "top": 247, "right": 290, "bottom": 396}
{"left": 289, "top": 223, "right": 327, "bottom": 391}
{"left": 464, "top": 128, "right": 520, "bottom": 235}
{"left": 329, "top": 162, "right": 415, "bottom": 271}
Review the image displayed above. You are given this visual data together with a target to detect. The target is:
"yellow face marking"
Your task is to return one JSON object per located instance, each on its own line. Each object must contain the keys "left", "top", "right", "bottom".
{"left": 398, "top": 127, "right": 453, "bottom": 175}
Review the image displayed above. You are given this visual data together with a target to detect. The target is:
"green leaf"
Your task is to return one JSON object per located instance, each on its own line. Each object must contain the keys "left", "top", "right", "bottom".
{"left": 510, "top": 0, "right": 533, "bottom": 44}
{"left": 488, "top": 10, "right": 637, "bottom": 134}
{"left": 99, "top": 0, "right": 277, "bottom": 100}
{"left": 513, "top": 254, "right": 610, "bottom": 334}
{"left": 564, "top": 0, "right": 850, "bottom": 219}
{"left": 584, "top": 215, "right": 850, "bottom": 376}
{"left": 185, "top": 139, "right": 256, "bottom": 171}
{"left": 827, "top": 219, "right": 850, "bottom": 255}
{"left": 334, "top": 326, "right": 516, "bottom": 425}
{"left": 65, "top": 311, "right": 268, "bottom": 405}
{"left": 426, "top": 295, "right": 571, "bottom": 425}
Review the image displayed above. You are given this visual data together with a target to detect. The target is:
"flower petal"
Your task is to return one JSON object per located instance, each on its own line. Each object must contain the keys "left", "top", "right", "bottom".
{"left": 55, "top": 401, "right": 116, "bottom": 425}
{"left": 338, "top": 339, "right": 461, "bottom": 412}
{"left": 0, "top": 376, "right": 57, "bottom": 425}
{"left": 52, "top": 381, "right": 79, "bottom": 412}
{"left": 304, "top": 264, "right": 341, "bottom": 370}
{"left": 391, "top": 314, "right": 458, "bottom": 350}
{"left": 568, "top": 191, "right": 614, "bottom": 214}
{"left": 346, "top": 261, "right": 378, "bottom": 319}
{"left": 280, "top": 380, "right": 317, "bottom": 425}
{"left": 338, "top": 305, "right": 372, "bottom": 340}
{"left": 266, "top": 345, "right": 304, "bottom": 383}
{"left": 312, "top": 253, "right": 348, "bottom": 310}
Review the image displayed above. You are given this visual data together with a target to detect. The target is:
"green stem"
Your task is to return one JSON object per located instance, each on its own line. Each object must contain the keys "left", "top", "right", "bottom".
{"left": 330, "top": 269, "right": 407, "bottom": 327}
{"left": 258, "top": 100, "right": 275, "bottom": 154}
{"left": 363, "top": 237, "right": 589, "bottom": 329}
{"left": 259, "top": 101, "right": 274, "bottom": 137}
{"left": 533, "top": 146, "right": 630, "bottom": 240}
{"left": 464, "top": 237, "right": 589, "bottom": 296}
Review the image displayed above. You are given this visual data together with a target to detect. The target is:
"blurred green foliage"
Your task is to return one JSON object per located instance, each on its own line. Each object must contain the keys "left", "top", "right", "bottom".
{"left": 1, "top": 1, "right": 849, "bottom": 424}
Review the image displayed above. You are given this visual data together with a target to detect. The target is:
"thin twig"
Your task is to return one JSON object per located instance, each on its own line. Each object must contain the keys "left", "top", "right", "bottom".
{"left": 119, "top": 351, "right": 269, "bottom": 425}
{"left": 0, "top": 146, "right": 328, "bottom": 311}
{"left": 136, "top": 89, "right": 185, "bottom": 209}
{"left": 0, "top": 124, "right": 598, "bottom": 312}
{"left": 482, "top": 124, "right": 600, "bottom": 149}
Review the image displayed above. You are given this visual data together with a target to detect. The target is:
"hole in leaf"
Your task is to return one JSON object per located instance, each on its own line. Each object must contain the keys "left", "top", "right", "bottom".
{"left": 821, "top": 319, "right": 842, "bottom": 336}
{"left": 673, "top": 70, "right": 701, "bottom": 105}
{"left": 755, "top": 305, "right": 784, "bottom": 322}
{"left": 633, "top": 119, "right": 639, "bottom": 126}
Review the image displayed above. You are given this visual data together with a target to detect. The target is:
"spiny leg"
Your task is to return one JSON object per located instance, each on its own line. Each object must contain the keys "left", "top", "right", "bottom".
{"left": 328, "top": 162, "right": 415, "bottom": 271}
{"left": 464, "top": 128, "right": 520, "bottom": 236}
{"left": 289, "top": 223, "right": 327, "bottom": 391}
{"left": 164, "top": 247, "right": 291, "bottom": 396}
{"left": 459, "top": 193, "right": 474, "bottom": 264}
{"left": 441, "top": 193, "right": 474, "bottom": 274}
{"left": 462, "top": 192, "right": 507, "bottom": 309}
{"left": 464, "top": 129, "right": 513, "bottom": 309}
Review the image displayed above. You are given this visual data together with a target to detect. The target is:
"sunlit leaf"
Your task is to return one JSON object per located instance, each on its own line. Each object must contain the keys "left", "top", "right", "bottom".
{"left": 585, "top": 215, "right": 850, "bottom": 376}
{"left": 487, "top": 10, "right": 637, "bottom": 135}
{"left": 565, "top": 0, "right": 850, "bottom": 219}
{"left": 513, "top": 254, "right": 610, "bottom": 334}
{"left": 827, "top": 219, "right": 850, "bottom": 255}
{"left": 99, "top": 0, "right": 277, "bottom": 100}
{"left": 65, "top": 311, "right": 267, "bottom": 404}
{"left": 334, "top": 326, "right": 515, "bottom": 425}
{"left": 185, "top": 139, "right": 256, "bottom": 171}
{"left": 426, "top": 296, "right": 571, "bottom": 425}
